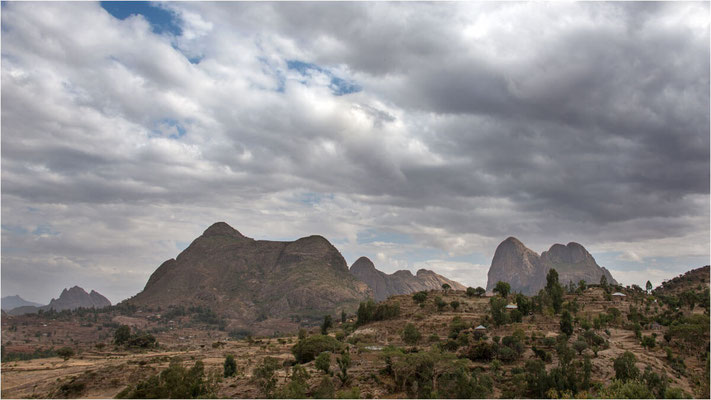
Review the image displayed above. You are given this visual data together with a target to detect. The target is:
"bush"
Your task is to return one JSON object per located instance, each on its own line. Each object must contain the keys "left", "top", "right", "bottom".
{"left": 114, "top": 325, "right": 131, "bottom": 345}
{"left": 435, "top": 296, "right": 447, "bottom": 311}
{"left": 412, "top": 291, "right": 428, "bottom": 304}
{"left": 56, "top": 347, "right": 74, "bottom": 361}
{"left": 252, "top": 357, "right": 280, "bottom": 398}
{"left": 117, "top": 360, "right": 217, "bottom": 398}
{"left": 641, "top": 335, "right": 656, "bottom": 349}
{"left": 450, "top": 300, "right": 460, "bottom": 311}
{"left": 466, "top": 341, "right": 495, "bottom": 361}
{"left": 315, "top": 351, "right": 331, "bottom": 374}
{"left": 573, "top": 340, "right": 588, "bottom": 355}
{"left": 613, "top": 352, "right": 639, "bottom": 382}
{"left": 560, "top": 311, "right": 574, "bottom": 336}
{"left": 494, "top": 281, "right": 511, "bottom": 298}
{"left": 291, "top": 335, "right": 343, "bottom": 364}
{"left": 313, "top": 376, "right": 335, "bottom": 398}
{"left": 402, "top": 323, "right": 421, "bottom": 345}
{"left": 223, "top": 354, "right": 237, "bottom": 377}
{"left": 276, "top": 364, "right": 310, "bottom": 398}
{"left": 448, "top": 316, "right": 468, "bottom": 338}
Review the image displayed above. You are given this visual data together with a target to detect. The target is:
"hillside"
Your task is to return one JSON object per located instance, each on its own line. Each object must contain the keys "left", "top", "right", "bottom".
{"left": 125, "top": 222, "right": 372, "bottom": 332}
{"left": 350, "top": 256, "right": 466, "bottom": 301}
{"left": 2, "top": 266, "right": 708, "bottom": 399}
{"left": 654, "top": 265, "right": 710, "bottom": 296}
{"left": 487, "top": 237, "right": 617, "bottom": 294}
{"left": 5, "top": 287, "right": 111, "bottom": 315}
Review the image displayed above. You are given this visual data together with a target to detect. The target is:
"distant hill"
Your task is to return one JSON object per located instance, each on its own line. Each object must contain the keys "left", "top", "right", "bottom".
{"left": 6, "top": 287, "right": 111, "bottom": 315}
{"left": 125, "top": 222, "right": 372, "bottom": 328}
{"left": 486, "top": 237, "right": 617, "bottom": 295}
{"left": 1, "top": 295, "right": 42, "bottom": 311}
{"left": 45, "top": 286, "right": 111, "bottom": 311}
{"left": 350, "top": 256, "right": 466, "bottom": 301}
{"left": 654, "top": 265, "right": 710, "bottom": 296}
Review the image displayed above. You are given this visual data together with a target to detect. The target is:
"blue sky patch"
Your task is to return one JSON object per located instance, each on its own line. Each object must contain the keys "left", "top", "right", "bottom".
{"left": 287, "top": 60, "right": 361, "bottom": 96}
{"left": 101, "top": 1, "right": 181, "bottom": 36}
{"left": 151, "top": 118, "right": 186, "bottom": 139}
{"left": 296, "top": 192, "right": 334, "bottom": 206}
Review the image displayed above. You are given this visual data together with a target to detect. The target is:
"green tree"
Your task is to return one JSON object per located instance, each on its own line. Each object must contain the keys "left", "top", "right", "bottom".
{"left": 560, "top": 311, "right": 574, "bottom": 336}
{"left": 613, "top": 351, "right": 639, "bottom": 382}
{"left": 494, "top": 281, "right": 511, "bottom": 298}
{"left": 573, "top": 340, "right": 588, "bottom": 355}
{"left": 435, "top": 296, "right": 447, "bottom": 311}
{"left": 321, "top": 315, "right": 333, "bottom": 335}
{"left": 315, "top": 351, "right": 331, "bottom": 374}
{"left": 313, "top": 376, "right": 335, "bottom": 399}
{"left": 114, "top": 325, "right": 131, "bottom": 345}
{"left": 223, "top": 354, "right": 237, "bottom": 377}
{"left": 600, "top": 274, "right": 609, "bottom": 291}
{"left": 546, "top": 269, "right": 564, "bottom": 314}
{"left": 578, "top": 280, "right": 587, "bottom": 291}
{"left": 292, "top": 335, "right": 343, "bottom": 363}
{"left": 336, "top": 353, "right": 351, "bottom": 386}
{"left": 277, "top": 364, "right": 311, "bottom": 398}
{"left": 515, "top": 293, "right": 531, "bottom": 315}
{"left": 412, "top": 291, "right": 428, "bottom": 304}
{"left": 441, "top": 283, "right": 451, "bottom": 292}
{"left": 341, "top": 310, "right": 347, "bottom": 324}
{"left": 253, "top": 357, "right": 280, "bottom": 397}
{"left": 56, "top": 347, "right": 74, "bottom": 361}
{"left": 450, "top": 300, "right": 460, "bottom": 311}
{"left": 466, "top": 287, "right": 476, "bottom": 297}
{"left": 490, "top": 297, "right": 509, "bottom": 326}
{"left": 646, "top": 280, "right": 653, "bottom": 294}
{"left": 402, "top": 323, "right": 421, "bottom": 345}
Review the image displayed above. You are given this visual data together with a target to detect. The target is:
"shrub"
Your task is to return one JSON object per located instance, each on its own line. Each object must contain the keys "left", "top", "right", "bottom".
{"left": 448, "top": 316, "right": 468, "bottom": 338}
{"left": 494, "top": 281, "right": 511, "bottom": 298}
{"left": 117, "top": 360, "right": 217, "bottom": 399}
{"left": 435, "top": 296, "right": 447, "bottom": 311}
{"left": 291, "top": 335, "right": 343, "bottom": 364}
{"left": 450, "top": 300, "right": 460, "bottom": 311}
{"left": 402, "top": 323, "right": 421, "bottom": 345}
{"left": 223, "top": 354, "right": 237, "bottom": 378}
{"left": 641, "top": 335, "right": 656, "bottom": 349}
{"left": 252, "top": 357, "right": 280, "bottom": 398}
{"left": 573, "top": 340, "right": 588, "bottom": 355}
{"left": 277, "top": 364, "right": 310, "bottom": 398}
{"left": 613, "top": 351, "right": 639, "bottom": 382}
{"left": 313, "top": 376, "right": 335, "bottom": 399}
{"left": 336, "top": 353, "right": 351, "bottom": 386}
{"left": 56, "top": 347, "right": 74, "bottom": 361}
{"left": 466, "top": 341, "right": 495, "bottom": 361}
{"left": 560, "top": 311, "right": 573, "bottom": 336}
{"left": 498, "top": 346, "right": 517, "bottom": 363}
{"left": 412, "top": 291, "right": 428, "bottom": 304}
{"left": 315, "top": 351, "right": 331, "bottom": 374}
{"left": 114, "top": 325, "right": 131, "bottom": 345}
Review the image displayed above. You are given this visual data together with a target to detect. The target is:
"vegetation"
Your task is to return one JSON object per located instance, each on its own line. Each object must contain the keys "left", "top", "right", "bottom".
{"left": 401, "top": 323, "right": 421, "bottom": 345}
{"left": 355, "top": 299, "right": 400, "bottom": 326}
{"left": 494, "top": 281, "right": 511, "bottom": 298}
{"left": 116, "top": 360, "right": 217, "bottom": 399}
{"left": 223, "top": 354, "right": 237, "bottom": 377}
{"left": 291, "top": 334, "right": 343, "bottom": 363}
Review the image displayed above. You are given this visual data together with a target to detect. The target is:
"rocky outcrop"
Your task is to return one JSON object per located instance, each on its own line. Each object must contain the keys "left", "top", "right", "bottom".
{"left": 126, "top": 222, "right": 372, "bottom": 326}
{"left": 46, "top": 286, "right": 111, "bottom": 311}
{"left": 486, "top": 237, "right": 617, "bottom": 295}
{"left": 350, "top": 256, "right": 466, "bottom": 301}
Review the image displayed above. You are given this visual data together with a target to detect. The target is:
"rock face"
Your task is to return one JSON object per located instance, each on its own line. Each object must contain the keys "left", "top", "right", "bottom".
{"left": 126, "top": 222, "right": 372, "bottom": 326}
{"left": 1, "top": 295, "right": 42, "bottom": 311}
{"left": 486, "top": 237, "right": 617, "bottom": 295}
{"left": 350, "top": 256, "right": 466, "bottom": 301}
{"left": 46, "top": 286, "right": 111, "bottom": 311}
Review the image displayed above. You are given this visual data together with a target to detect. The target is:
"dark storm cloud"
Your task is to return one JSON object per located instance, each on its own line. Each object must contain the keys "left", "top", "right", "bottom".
{"left": 1, "top": 1, "right": 708, "bottom": 301}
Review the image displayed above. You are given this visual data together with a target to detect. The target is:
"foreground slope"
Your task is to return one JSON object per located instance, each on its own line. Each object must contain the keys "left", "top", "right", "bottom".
{"left": 350, "top": 256, "right": 466, "bottom": 301}
{"left": 126, "top": 222, "right": 372, "bottom": 327}
{"left": 487, "top": 237, "right": 617, "bottom": 294}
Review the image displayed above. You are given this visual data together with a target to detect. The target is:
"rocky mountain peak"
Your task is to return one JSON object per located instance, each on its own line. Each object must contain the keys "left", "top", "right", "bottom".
{"left": 202, "top": 222, "right": 246, "bottom": 238}
{"left": 350, "top": 257, "right": 377, "bottom": 274}
{"left": 47, "top": 286, "right": 111, "bottom": 311}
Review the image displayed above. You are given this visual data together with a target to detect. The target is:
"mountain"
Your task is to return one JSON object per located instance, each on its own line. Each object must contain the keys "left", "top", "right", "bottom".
{"left": 5, "top": 287, "right": 111, "bottom": 315}
{"left": 125, "top": 222, "right": 372, "bottom": 327}
{"left": 486, "top": 237, "right": 617, "bottom": 295}
{"left": 350, "top": 256, "right": 466, "bottom": 301}
{"left": 45, "top": 286, "right": 111, "bottom": 311}
{"left": 1, "top": 295, "right": 42, "bottom": 311}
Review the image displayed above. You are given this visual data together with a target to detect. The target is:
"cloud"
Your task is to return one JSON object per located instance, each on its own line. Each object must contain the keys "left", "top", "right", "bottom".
{"left": 1, "top": 1, "right": 708, "bottom": 303}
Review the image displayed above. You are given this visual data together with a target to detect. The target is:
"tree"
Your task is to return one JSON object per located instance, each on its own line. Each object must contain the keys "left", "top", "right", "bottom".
{"left": 441, "top": 283, "right": 451, "bottom": 292}
{"left": 573, "top": 340, "right": 588, "bottom": 355}
{"left": 253, "top": 357, "right": 280, "bottom": 397}
{"left": 336, "top": 353, "right": 351, "bottom": 386}
{"left": 321, "top": 315, "right": 333, "bottom": 335}
{"left": 412, "top": 291, "right": 428, "bottom": 304}
{"left": 546, "top": 269, "right": 564, "bottom": 314}
{"left": 515, "top": 293, "right": 531, "bottom": 315}
{"left": 56, "top": 347, "right": 74, "bottom": 361}
{"left": 613, "top": 351, "right": 639, "bottom": 382}
{"left": 292, "top": 335, "right": 344, "bottom": 364}
{"left": 315, "top": 352, "right": 331, "bottom": 374}
{"left": 223, "top": 354, "right": 237, "bottom": 377}
{"left": 114, "top": 325, "right": 131, "bottom": 345}
{"left": 475, "top": 287, "right": 486, "bottom": 296}
{"left": 402, "top": 323, "right": 421, "bottom": 345}
{"left": 490, "top": 297, "right": 509, "bottom": 326}
{"left": 494, "top": 281, "right": 511, "bottom": 298}
{"left": 646, "top": 280, "right": 653, "bottom": 294}
{"left": 546, "top": 269, "right": 559, "bottom": 292}
{"left": 578, "top": 280, "right": 587, "bottom": 291}
{"left": 466, "top": 287, "right": 476, "bottom": 297}
{"left": 341, "top": 310, "right": 347, "bottom": 324}
{"left": 600, "top": 275, "right": 608, "bottom": 290}
{"left": 450, "top": 300, "right": 460, "bottom": 311}
{"left": 560, "top": 311, "right": 573, "bottom": 336}
{"left": 435, "top": 296, "right": 447, "bottom": 311}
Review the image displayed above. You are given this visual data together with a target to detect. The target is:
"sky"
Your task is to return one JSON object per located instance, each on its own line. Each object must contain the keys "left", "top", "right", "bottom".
{"left": 1, "top": 1, "right": 709, "bottom": 304}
